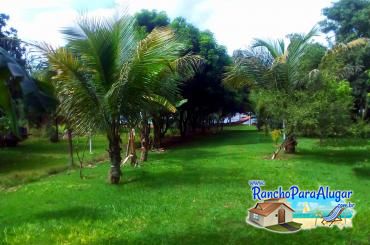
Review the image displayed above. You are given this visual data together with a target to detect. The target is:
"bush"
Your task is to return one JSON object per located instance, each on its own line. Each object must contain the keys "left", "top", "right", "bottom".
{"left": 270, "top": 129, "right": 282, "bottom": 145}
{"left": 46, "top": 126, "right": 59, "bottom": 142}
{"left": 349, "top": 120, "right": 370, "bottom": 138}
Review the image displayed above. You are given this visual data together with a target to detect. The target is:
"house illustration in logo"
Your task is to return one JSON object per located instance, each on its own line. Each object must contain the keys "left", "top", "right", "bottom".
{"left": 248, "top": 198, "right": 295, "bottom": 227}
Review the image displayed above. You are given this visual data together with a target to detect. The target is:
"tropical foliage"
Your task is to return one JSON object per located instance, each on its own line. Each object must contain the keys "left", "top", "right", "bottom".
{"left": 38, "top": 13, "right": 200, "bottom": 183}
{"left": 224, "top": 29, "right": 320, "bottom": 151}
{"left": 320, "top": 0, "right": 370, "bottom": 43}
{"left": 136, "top": 11, "right": 249, "bottom": 142}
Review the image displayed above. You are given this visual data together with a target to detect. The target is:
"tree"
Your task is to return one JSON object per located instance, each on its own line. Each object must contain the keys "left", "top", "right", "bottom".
{"left": 319, "top": 38, "right": 370, "bottom": 120}
{"left": 0, "top": 47, "right": 46, "bottom": 129}
{"left": 320, "top": 0, "right": 370, "bottom": 43}
{"left": 134, "top": 11, "right": 201, "bottom": 156}
{"left": 0, "top": 13, "right": 26, "bottom": 67}
{"left": 135, "top": 10, "right": 170, "bottom": 34}
{"left": 40, "top": 13, "right": 198, "bottom": 184}
{"left": 320, "top": 1, "right": 370, "bottom": 120}
{"left": 224, "top": 29, "right": 318, "bottom": 153}
{"left": 0, "top": 13, "right": 57, "bottom": 147}
{"left": 138, "top": 54, "right": 201, "bottom": 160}
{"left": 135, "top": 13, "right": 246, "bottom": 144}
{"left": 0, "top": 13, "right": 27, "bottom": 142}
{"left": 171, "top": 20, "right": 245, "bottom": 137}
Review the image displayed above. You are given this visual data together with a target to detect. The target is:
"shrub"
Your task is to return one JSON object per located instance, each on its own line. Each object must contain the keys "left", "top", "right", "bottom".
{"left": 270, "top": 129, "right": 282, "bottom": 145}
{"left": 349, "top": 120, "right": 370, "bottom": 138}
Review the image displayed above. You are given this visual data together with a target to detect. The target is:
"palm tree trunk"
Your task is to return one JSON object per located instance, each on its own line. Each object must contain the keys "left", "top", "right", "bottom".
{"left": 108, "top": 132, "right": 122, "bottom": 184}
{"left": 140, "top": 116, "right": 150, "bottom": 162}
{"left": 152, "top": 115, "right": 161, "bottom": 149}
{"left": 55, "top": 115, "right": 59, "bottom": 142}
{"left": 67, "top": 128, "right": 74, "bottom": 168}
{"left": 126, "top": 129, "right": 137, "bottom": 166}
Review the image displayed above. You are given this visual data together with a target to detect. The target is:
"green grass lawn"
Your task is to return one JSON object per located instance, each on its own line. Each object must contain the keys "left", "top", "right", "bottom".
{"left": 0, "top": 135, "right": 108, "bottom": 188}
{"left": 0, "top": 126, "right": 369, "bottom": 244}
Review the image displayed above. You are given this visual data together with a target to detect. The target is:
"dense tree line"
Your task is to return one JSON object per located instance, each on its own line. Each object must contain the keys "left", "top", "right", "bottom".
{"left": 135, "top": 10, "right": 248, "bottom": 143}
{"left": 320, "top": 0, "right": 370, "bottom": 120}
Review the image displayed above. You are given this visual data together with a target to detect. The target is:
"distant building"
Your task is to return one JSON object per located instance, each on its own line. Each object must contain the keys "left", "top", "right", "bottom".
{"left": 248, "top": 198, "right": 294, "bottom": 227}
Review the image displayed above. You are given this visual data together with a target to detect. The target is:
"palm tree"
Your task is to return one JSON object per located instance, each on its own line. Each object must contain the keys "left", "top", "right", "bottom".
{"left": 38, "top": 13, "right": 198, "bottom": 184}
{"left": 314, "top": 209, "right": 322, "bottom": 226}
{"left": 224, "top": 28, "right": 317, "bottom": 155}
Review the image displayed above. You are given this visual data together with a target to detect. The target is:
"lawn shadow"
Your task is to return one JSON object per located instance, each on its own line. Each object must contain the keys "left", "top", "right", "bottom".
{"left": 319, "top": 138, "right": 369, "bottom": 147}
{"left": 162, "top": 129, "right": 271, "bottom": 150}
{"left": 352, "top": 166, "right": 370, "bottom": 179}
{"left": 125, "top": 164, "right": 248, "bottom": 189}
{"left": 34, "top": 206, "right": 104, "bottom": 221}
{"left": 295, "top": 147, "right": 369, "bottom": 166}
{"left": 93, "top": 218, "right": 353, "bottom": 245}
{"left": 159, "top": 148, "right": 252, "bottom": 162}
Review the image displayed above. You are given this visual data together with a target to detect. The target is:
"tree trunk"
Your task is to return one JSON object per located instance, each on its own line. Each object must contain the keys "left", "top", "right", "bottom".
{"left": 126, "top": 129, "right": 137, "bottom": 166}
{"left": 179, "top": 110, "right": 185, "bottom": 137}
{"left": 152, "top": 115, "right": 161, "bottom": 149}
{"left": 284, "top": 135, "right": 297, "bottom": 153}
{"left": 0, "top": 133, "right": 5, "bottom": 148}
{"left": 179, "top": 110, "right": 188, "bottom": 138}
{"left": 140, "top": 117, "right": 150, "bottom": 162}
{"left": 67, "top": 128, "right": 74, "bottom": 168}
{"left": 55, "top": 115, "right": 59, "bottom": 142}
{"left": 160, "top": 115, "right": 170, "bottom": 138}
{"left": 271, "top": 134, "right": 298, "bottom": 159}
{"left": 108, "top": 133, "right": 122, "bottom": 184}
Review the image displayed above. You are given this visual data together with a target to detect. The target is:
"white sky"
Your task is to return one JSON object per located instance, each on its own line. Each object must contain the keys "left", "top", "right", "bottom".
{"left": 1, "top": 0, "right": 334, "bottom": 53}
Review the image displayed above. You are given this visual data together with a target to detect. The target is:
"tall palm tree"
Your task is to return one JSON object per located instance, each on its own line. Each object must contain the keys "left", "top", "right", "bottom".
{"left": 224, "top": 28, "right": 317, "bottom": 154}
{"left": 39, "top": 13, "right": 198, "bottom": 184}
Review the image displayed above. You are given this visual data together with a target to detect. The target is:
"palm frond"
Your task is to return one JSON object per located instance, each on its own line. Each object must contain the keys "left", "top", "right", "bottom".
{"left": 62, "top": 12, "right": 137, "bottom": 90}
{"left": 114, "top": 28, "right": 186, "bottom": 109}
{"left": 40, "top": 45, "right": 107, "bottom": 134}
{"left": 281, "top": 27, "right": 317, "bottom": 88}
{"left": 223, "top": 48, "right": 272, "bottom": 88}
{"left": 252, "top": 38, "right": 285, "bottom": 59}
{"left": 36, "top": 13, "right": 197, "bottom": 134}
{"left": 143, "top": 94, "right": 177, "bottom": 113}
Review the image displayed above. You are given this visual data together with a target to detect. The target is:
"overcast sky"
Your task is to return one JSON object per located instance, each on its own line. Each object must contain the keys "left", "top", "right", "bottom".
{"left": 2, "top": 0, "right": 334, "bottom": 53}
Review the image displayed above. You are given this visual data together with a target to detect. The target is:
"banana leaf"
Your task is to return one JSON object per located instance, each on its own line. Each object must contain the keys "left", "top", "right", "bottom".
{"left": 0, "top": 47, "right": 42, "bottom": 134}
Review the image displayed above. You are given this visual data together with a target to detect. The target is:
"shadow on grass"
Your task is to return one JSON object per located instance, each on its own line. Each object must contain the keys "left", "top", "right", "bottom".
{"left": 353, "top": 166, "right": 370, "bottom": 179}
{"left": 295, "top": 148, "right": 369, "bottom": 166}
{"left": 164, "top": 129, "right": 270, "bottom": 150}
{"left": 123, "top": 164, "right": 248, "bottom": 189}
{"left": 159, "top": 149, "right": 254, "bottom": 163}
{"left": 34, "top": 206, "right": 103, "bottom": 220}
{"left": 318, "top": 138, "right": 369, "bottom": 147}
{"left": 93, "top": 221, "right": 354, "bottom": 245}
